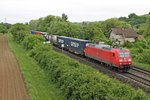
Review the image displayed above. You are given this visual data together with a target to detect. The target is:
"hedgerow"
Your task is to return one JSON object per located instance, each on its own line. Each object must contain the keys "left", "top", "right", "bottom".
{"left": 29, "top": 44, "right": 148, "bottom": 100}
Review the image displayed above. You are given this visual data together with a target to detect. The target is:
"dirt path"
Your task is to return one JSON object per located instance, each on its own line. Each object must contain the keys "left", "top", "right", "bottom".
{"left": 0, "top": 35, "right": 29, "bottom": 100}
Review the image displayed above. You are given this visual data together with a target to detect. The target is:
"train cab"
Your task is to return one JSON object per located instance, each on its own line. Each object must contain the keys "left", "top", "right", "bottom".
{"left": 115, "top": 49, "right": 132, "bottom": 71}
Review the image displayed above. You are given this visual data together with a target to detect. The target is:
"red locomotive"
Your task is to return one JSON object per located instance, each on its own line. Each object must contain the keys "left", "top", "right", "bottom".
{"left": 84, "top": 43, "right": 132, "bottom": 71}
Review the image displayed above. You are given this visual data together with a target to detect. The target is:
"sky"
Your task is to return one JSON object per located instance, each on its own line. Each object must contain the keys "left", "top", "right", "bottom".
{"left": 0, "top": 0, "right": 150, "bottom": 24}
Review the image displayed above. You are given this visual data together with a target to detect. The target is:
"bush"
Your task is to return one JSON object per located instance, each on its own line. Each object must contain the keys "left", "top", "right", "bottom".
{"left": 9, "top": 23, "right": 30, "bottom": 43}
{"left": 140, "top": 50, "right": 150, "bottom": 64}
{"left": 0, "top": 23, "right": 7, "bottom": 33}
{"left": 22, "top": 34, "right": 45, "bottom": 50}
{"left": 123, "top": 41, "right": 134, "bottom": 48}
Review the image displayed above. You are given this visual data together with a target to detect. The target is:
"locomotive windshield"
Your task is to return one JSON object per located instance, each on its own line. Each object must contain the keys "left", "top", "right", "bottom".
{"left": 119, "top": 52, "right": 130, "bottom": 58}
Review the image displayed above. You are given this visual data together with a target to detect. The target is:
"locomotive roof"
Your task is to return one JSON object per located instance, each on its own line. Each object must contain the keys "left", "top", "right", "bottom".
{"left": 88, "top": 43, "right": 111, "bottom": 50}
{"left": 88, "top": 43, "right": 129, "bottom": 51}
{"left": 58, "top": 36, "right": 91, "bottom": 42}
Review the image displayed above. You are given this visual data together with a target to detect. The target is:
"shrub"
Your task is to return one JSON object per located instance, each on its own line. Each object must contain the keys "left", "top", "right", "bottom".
{"left": 22, "top": 34, "right": 45, "bottom": 50}
{"left": 9, "top": 23, "right": 30, "bottom": 43}
{"left": 140, "top": 50, "right": 150, "bottom": 64}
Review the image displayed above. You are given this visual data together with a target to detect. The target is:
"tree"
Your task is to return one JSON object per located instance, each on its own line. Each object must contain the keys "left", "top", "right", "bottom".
{"left": 29, "top": 20, "right": 39, "bottom": 30}
{"left": 48, "top": 20, "right": 81, "bottom": 37}
{"left": 62, "top": 13, "right": 68, "bottom": 21}
{"left": 0, "top": 23, "right": 7, "bottom": 34}
{"left": 101, "top": 18, "right": 131, "bottom": 37}
{"left": 81, "top": 22, "right": 106, "bottom": 41}
{"left": 10, "top": 23, "right": 30, "bottom": 43}
{"left": 128, "top": 13, "right": 137, "bottom": 19}
{"left": 119, "top": 17, "right": 128, "bottom": 22}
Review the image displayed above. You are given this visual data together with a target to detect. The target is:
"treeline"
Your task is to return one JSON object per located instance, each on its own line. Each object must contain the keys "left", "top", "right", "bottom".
{"left": 10, "top": 23, "right": 149, "bottom": 100}
{"left": 29, "top": 14, "right": 131, "bottom": 42}
{"left": 28, "top": 13, "right": 150, "bottom": 65}
{"left": 29, "top": 13, "right": 150, "bottom": 41}
{"left": 119, "top": 13, "right": 150, "bottom": 37}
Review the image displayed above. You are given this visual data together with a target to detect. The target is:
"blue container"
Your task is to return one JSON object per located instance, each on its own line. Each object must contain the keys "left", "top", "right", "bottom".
{"left": 66, "top": 37, "right": 91, "bottom": 55}
{"left": 57, "top": 36, "right": 91, "bottom": 55}
{"left": 57, "top": 36, "right": 68, "bottom": 48}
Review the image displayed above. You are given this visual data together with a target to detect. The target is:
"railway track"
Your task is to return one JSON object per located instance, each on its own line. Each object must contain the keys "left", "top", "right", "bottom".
{"left": 125, "top": 66, "right": 150, "bottom": 88}
{"left": 131, "top": 66, "right": 150, "bottom": 77}
{"left": 53, "top": 46, "right": 150, "bottom": 94}
{"left": 124, "top": 72, "right": 150, "bottom": 87}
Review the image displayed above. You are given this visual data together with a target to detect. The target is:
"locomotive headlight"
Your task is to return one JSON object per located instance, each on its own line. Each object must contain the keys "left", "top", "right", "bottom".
{"left": 119, "top": 59, "right": 123, "bottom": 62}
{"left": 128, "top": 59, "right": 131, "bottom": 62}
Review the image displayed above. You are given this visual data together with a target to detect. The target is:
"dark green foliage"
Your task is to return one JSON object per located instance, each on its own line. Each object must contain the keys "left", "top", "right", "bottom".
{"left": 138, "top": 50, "right": 150, "bottom": 64}
{"left": 10, "top": 23, "right": 30, "bottom": 43}
{"left": 29, "top": 20, "right": 39, "bottom": 30}
{"left": 129, "top": 16, "right": 146, "bottom": 26}
{"left": 0, "top": 23, "right": 8, "bottom": 34}
{"left": 123, "top": 41, "right": 134, "bottom": 48}
{"left": 22, "top": 34, "right": 45, "bottom": 50}
{"left": 131, "top": 48, "right": 150, "bottom": 64}
{"left": 49, "top": 21, "right": 81, "bottom": 37}
{"left": 29, "top": 15, "right": 63, "bottom": 32}
{"left": 81, "top": 22, "right": 107, "bottom": 41}
{"left": 62, "top": 13, "right": 68, "bottom": 21}
{"left": 119, "top": 13, "right": 147, "bottom": 26}
{"left": 128, "top": 13, "right": 138, "bottom": 19}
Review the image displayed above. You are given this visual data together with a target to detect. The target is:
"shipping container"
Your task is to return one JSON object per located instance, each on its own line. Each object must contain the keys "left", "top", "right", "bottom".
{"left": 62, "top": 37, "right": 91, "bottom": 55}
{"left": 57, "top": 36, "right": 68, "bottom": 48}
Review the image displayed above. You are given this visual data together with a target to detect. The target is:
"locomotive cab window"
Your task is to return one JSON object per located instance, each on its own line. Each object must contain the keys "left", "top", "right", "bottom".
{"left": 124, "top": 52, "right": 130, "bottom": 57}
{"left": 119, "top": 52, "right": 130, "bottom": 58}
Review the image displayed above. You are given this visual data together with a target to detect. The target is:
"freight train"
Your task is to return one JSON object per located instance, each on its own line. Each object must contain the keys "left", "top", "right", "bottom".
{"left": 31, "top": 30, "right": 132, "bottom": 72}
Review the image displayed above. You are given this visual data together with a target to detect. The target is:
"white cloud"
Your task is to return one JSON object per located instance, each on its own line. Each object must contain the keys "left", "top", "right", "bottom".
{"left": 0, "top": 0, "right": 150, "bottom": 23}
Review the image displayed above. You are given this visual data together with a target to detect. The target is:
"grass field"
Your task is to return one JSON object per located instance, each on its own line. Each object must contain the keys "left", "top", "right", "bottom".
{"left": 8, "top": 34, "right": 65, "bottom": 100}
